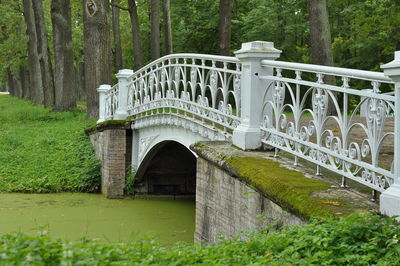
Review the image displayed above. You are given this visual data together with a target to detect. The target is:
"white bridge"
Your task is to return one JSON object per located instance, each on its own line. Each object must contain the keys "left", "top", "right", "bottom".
{"left": 97, "top": 41, "right": 400, "bottom": 218}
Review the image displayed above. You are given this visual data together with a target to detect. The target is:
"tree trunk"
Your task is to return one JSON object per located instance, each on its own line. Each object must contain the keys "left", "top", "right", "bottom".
{"left": 79, "top": 62, "right": 86, "bottom": 100}
{"left": 150, "top": 0, "right": 160, "bottom": 60}
{"left": 12, "top": 72, "right": 22, "bottom": 98}
{"left": 32, "top": 0, "right": 55, "bottom": 108}
{"left": 128, "top": 0, "right": 143, "bottom": 70}
{"left": 308, "top": 0, "right": 336, "bottom": 114}
{"left": 112, "top": 0, "right": 123, "bottom": 71}
{"left": 22, "top": 0, "right": 43, "bottom": 104}
{"left": 218, "top": 0, "right": 233, "bottom": 56}
{"left": 6, "top": 70, "right": 15, "bottom": 96}
{"left": 83, "top": 0, "right": 112, "bottom": 119}
{"left": 19, "top": 66, "right": 30, "bottom": 99}
{"left": 162, "top": 0, "right": 172, "bottom": 54}
{"left": 308, "top": 0, "right": 333, "bottom": 67}
{"left": 51, "top": 0, "right": 77, "bottom": 111}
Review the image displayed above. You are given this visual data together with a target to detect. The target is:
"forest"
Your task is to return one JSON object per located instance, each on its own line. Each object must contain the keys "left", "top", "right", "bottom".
{"left": 0, "top": 0, "right": 399, "bottom": 119}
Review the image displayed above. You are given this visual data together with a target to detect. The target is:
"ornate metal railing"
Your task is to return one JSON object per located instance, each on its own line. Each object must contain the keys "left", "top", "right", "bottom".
{"left": 104, "top": 84, "right": 119, "bottom": 120}
{"left": 259, "top": 60, "right": 395, "bottom": 192}
{"left": 126, "top": 54, "right": 242, "bottom": 134}
{"left": 98, "top": 42, "right": 400, "bottom": 216}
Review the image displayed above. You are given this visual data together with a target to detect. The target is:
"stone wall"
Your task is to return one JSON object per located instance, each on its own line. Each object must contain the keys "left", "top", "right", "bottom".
{"left": 195, "top": 157, "right": 305, "bottom": 244}
{"left": 89, "top": 129, "right": 126, "bottom": 198}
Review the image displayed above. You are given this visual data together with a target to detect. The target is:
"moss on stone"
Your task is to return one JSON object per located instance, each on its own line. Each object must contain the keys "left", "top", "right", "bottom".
{"left": 226, "top": 156, "right": 335, "bottom": 219}
{"left": 84, "top": 119, "right": 131, "bottom": 135}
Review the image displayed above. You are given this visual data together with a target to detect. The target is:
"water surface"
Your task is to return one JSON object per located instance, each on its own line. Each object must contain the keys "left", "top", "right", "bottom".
{"left": 0, "top": 193, "right": 195, "bottom": 245}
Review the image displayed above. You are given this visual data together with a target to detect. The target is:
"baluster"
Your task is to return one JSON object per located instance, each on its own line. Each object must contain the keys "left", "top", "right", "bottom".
{"left": 341, "top": 76, "right": 350, "bottom": 188}
{"left": 294, "top": 70, "right": 302, "bottom": 166}
{"left": 371, "top": 189, "right": 378, "bottom": 202}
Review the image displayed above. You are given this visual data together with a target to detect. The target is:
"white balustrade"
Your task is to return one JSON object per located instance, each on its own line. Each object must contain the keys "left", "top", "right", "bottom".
{"left": 97, "top": 84, "right": 111, "bottom": 123}
{"left": 115, "top": 69, "right": 134, "bottom": 120}
{"left": 380, "top": 51, "right": 400, "bottom": 218}
{"left": 97, "top": 42, "right": 400, "bottom": 218}
{"left": 232, "top": 41, "right": 281, "bottom": 149}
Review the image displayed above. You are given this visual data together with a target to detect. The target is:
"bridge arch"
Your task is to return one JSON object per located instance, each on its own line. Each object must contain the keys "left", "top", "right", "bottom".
{"left": 133, "top": 140, "right": 197, "bottom": 195}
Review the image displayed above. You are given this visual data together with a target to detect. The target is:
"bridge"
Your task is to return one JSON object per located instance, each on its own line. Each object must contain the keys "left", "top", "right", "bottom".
{"left": 93, "top": 41, "right": 400, "bottom": 220}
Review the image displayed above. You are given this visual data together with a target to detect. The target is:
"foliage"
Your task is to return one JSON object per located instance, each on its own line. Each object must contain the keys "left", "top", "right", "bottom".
{"left": 124, "top": 165, "right": 136, "bottom": 196}
{"left": 0, "top": 95, "right": 100, "bottom": 193}
{"left": 0, "top": 214, "right": 398, "bottom": 265}
{"left": 1, "top": 0, "right": 397, "bottom": 89}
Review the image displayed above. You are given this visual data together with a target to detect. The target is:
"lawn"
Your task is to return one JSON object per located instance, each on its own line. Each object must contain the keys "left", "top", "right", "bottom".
{"left": 0, "top": 95, "right": 100, "bottom": 193}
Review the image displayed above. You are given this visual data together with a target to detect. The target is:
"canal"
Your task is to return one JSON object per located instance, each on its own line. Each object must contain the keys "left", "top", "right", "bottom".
{"left": 0, "top": 193, "right": 195, "bottom": 245}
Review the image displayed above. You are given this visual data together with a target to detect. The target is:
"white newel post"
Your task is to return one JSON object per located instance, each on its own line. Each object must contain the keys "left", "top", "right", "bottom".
{"left": 380, "top": 51, "right": 400, "bottom": 218}
{"left": 114, "top": 69, "right": 134, "bottom": 120}
{"left": 97, "top": 84, "right": 111, "bottom": 123}
{"left": 232, "top": 41, "right": 281, "bottom": 150}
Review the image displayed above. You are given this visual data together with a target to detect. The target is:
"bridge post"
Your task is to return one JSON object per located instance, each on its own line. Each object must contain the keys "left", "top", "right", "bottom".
{"left": 97, "top": 84, "right": 111, "bottom": 123}
{"left": 232, "top": 41, "right": 281, "bottom": 150}
{"left": 115, "top": 69, "right": 134, "bottom": 120}
{"left": 380, "top": 51, "right": 400, "bottom": 219}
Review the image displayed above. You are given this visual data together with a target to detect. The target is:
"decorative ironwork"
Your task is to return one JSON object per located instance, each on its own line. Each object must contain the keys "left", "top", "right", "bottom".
{"left": 127, "top": 54, "right": 242, "bottom": 134}
{"left": 260, "top": 60, "right": 395, "bottom": 192}
{"left": 105, "top": 84, "right": 119, "bottom": 120}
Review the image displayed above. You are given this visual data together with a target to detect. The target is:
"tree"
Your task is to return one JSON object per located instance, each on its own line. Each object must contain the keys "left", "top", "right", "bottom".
{"left": 162, "top": 0, "right": 172, "bottom": 55}
{"left": 83, "top": 0, "right": 112, "bottom": 119}
{"left": 150, "top": 0, "right": 160, "bottom": 60}
{"left": 32, "top": 0, "right": 55, "bottom": 108}
{"left": 22, "top": 0, "right": 43, "bottom": 104}
{"left": 308, "top": 0, "right": 333, "bottom": 67}
{"left": 308, "top": 0, "right": 335, "bottom": 114}
{"left": 127, "top": 0, "right": 144, "bottom": 69}
{"left": 51, "top": 0, "right": 76, "bottom": 111}
{"left": 112, "top": 0, "right": 123, "bottom": 71}
{"left": 218, "top": 0, "right": 233, "bottom": 56}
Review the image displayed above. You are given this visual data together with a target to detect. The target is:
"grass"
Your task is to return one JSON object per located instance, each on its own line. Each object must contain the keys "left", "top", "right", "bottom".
{"left": 0, "top": 95, "right": 100, "bottom": 193}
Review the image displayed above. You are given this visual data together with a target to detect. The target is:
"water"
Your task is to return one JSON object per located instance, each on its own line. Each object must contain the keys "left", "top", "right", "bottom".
{"left": 0, "top": 193, "right": 195, "bottom": 245}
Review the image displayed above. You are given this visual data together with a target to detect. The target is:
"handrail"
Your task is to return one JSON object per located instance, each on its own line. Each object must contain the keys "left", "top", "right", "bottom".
{"left": 261, "top": 59, "right": 393, "bottom": 83}
{"left": 132, "top": 53, "right": 240, "bottom": 78}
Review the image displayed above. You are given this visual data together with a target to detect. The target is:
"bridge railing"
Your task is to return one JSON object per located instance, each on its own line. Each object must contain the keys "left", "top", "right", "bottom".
{"left": 259, "top": 59, "right": 395, "bottom": 194}
{"left": 99, "top": 54, "right": 243, "bottom": 136}
{"left": 97, "top": 41, "right": 400, "bottom": 218}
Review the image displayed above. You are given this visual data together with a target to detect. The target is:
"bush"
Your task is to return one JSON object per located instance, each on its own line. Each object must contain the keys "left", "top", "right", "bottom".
{"left": 0, "top": 214, "right": 398, "bottom": 265}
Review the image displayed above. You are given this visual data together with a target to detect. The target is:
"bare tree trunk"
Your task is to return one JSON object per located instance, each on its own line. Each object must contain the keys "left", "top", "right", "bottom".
{"left": 22, "top": 0, "right": 43, "bottom": 104}
{"left": 128, "top": 0, "right": 143, "bottom": 70}
{"left": 83, "top": 0, "right": 112, "bottom": 119}
{"left": 32, "top": 0, "right": 55, "bottom": 108}
{"left": 13, "top": 72, "right": 22, "bottom": 98}
{"left": 6, "top": 70, "right": 15, "bottom": 96}
{"left": 218, "top": 0, "right": 233, "bottom": 56}
{"left": 308, "top": 0, "right": 333, "bottom": 67}
{"left": 112, "top": 0, "right": 123, "bottom": 71}
{"left": 308, "top": 0, "right": 336, "bottom": 114}
{"left": 52, "top": 0, "right": 76, "bottom": 111}
{"left": 150, "top": 0, "right": 160, "bottom": 60}
{"left": 162, "top": 0, "right": 172, "bottom": 54}
{"left": 19, "top": 66, "right": 30, "bottom": 99}
{"left": 79, "top": 62, "right": 86, "bottom": 100}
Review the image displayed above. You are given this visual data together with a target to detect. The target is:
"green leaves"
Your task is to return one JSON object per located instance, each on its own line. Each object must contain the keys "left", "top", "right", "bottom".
{"left": 0, "top": 214, "right": 398, "bottom": 265}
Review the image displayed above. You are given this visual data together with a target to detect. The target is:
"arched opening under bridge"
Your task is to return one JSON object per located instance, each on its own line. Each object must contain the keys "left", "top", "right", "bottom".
{"left": 134, "top": 141, "right": 197, "bottom": 196}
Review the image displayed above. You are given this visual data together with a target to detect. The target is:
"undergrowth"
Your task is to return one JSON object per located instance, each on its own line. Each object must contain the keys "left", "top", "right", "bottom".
{"left": 0, "top": 95, "right": 100, "bottom": 193}
{"left": 0, "top": 214, "right": 398, "bottom": 265}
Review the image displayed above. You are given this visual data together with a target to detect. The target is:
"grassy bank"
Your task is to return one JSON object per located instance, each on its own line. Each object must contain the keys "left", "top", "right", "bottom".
{"left": 0, "top": 214, "right": 398, "bottom": 265}
{"left": 0, "top": 95, "right": 100, "bottom": 193}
